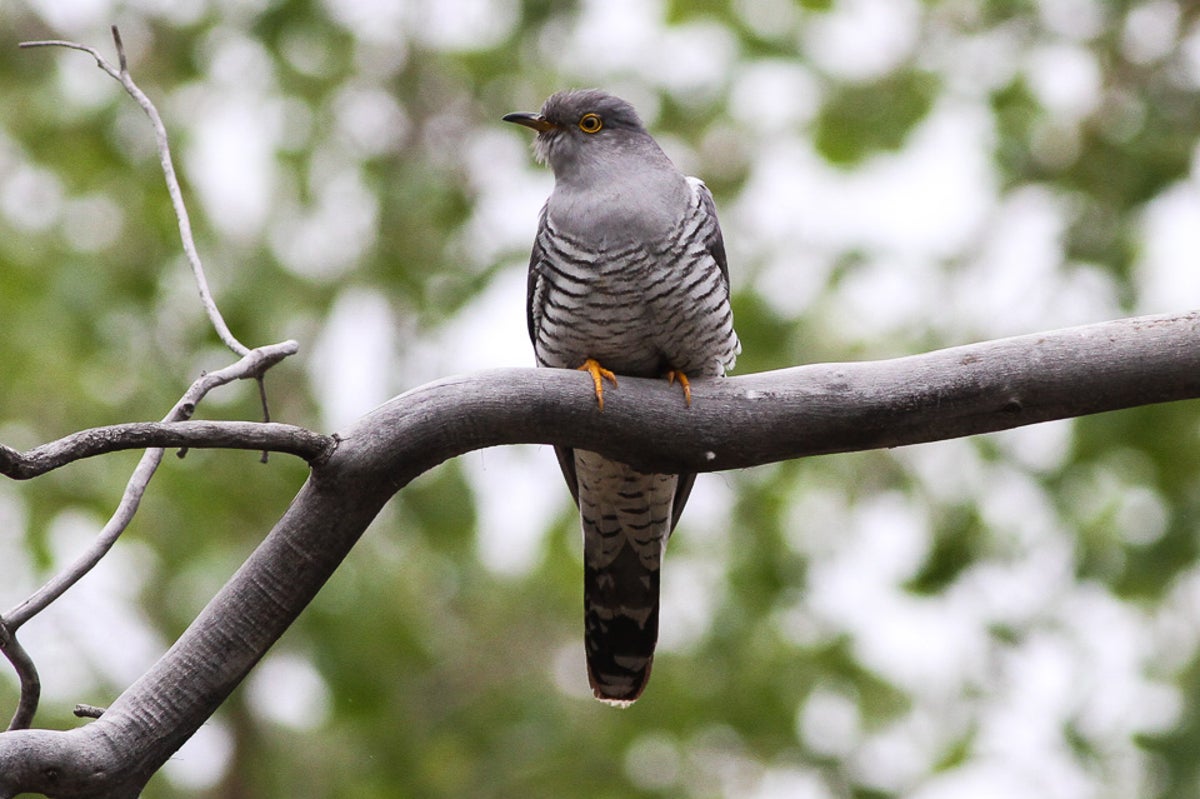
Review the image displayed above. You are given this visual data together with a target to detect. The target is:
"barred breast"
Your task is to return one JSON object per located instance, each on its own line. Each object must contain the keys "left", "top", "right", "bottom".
{"left": 529, "top": 177, "right": 740, "bottom": 380}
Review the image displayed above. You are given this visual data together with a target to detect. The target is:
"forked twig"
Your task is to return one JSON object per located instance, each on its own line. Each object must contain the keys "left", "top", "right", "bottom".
{"left": 20, "top": 26, "right": 248, "bottom": 357}
{"left": 2, "top": 342, "right": 303, "bottom": 632}
{"left": 0, "top": 341, "right": 303, "bottom": 729}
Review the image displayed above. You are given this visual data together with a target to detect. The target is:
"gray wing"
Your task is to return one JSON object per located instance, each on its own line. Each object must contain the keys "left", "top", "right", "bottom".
{"left": 693, "top": 178, "right": 730, "bottom": 289}
{"left": 655, "top": 177, "right": 730, "bottom": 530}
{"left": 525, "top": 202, "right": 549, "bottom": 347}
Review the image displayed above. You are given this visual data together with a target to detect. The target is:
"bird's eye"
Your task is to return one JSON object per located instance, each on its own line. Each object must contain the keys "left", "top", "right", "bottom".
{"left": 578, "top": 113, "right": 603, "bottom": 134}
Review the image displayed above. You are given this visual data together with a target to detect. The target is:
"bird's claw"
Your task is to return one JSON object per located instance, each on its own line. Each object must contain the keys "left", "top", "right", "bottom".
{"left": 579, "top": 358, "right": 618, "bottom": 410}
{"left": 666, "top": 370, "right": 692, "bottom": 407}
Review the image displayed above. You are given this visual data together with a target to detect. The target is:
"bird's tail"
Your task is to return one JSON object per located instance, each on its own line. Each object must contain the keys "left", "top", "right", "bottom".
{"left": 584, "top": 538, "right": 662, "bottom": 706}
{"left": 575, "top": 451, "right": 676, "bottom": 706}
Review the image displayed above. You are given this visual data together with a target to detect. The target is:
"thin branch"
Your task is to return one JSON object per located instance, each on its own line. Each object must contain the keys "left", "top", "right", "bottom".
{"left": 256, "top": 375, "right": 272, "bottom": 463}
{"left": 6, "top": 449, "right": 137, "bottom": 638}
{"left": 21, "top": 28, "right": 248, "bottom": 357}
{"left": 72, "top": 705, "right": 106, "bottom": 720}
{"left": 0, "top": 421, "right": 332, "bottom": 480}
{"left": 17, "top": 39, "right": 120, "bottom": 77}
{"left": 0, "top": 627, "right": 39, "bottom": 731}
{"left": 111, "top": 24, "right": 127, "bottom": 73}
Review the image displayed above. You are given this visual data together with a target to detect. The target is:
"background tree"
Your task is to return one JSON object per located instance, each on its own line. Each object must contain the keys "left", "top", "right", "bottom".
{"left": 1, "top": 1, "right": 1200, "bottom": 797}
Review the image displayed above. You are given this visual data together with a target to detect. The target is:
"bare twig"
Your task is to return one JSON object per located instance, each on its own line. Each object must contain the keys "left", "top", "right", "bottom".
{"left": 21, "top": 27, "right": 248, "bottom": 357}
{"left": 0, "top": 626, "right": 40, "bottom": 731}
{"left": 256, "top": 376, "right": 272, "bottom": 463}
{"left": 72, "top": 705, "right": 106, "bottom": 720}
{"left": 0, "top": 421, "right": 332, "bottom": 479}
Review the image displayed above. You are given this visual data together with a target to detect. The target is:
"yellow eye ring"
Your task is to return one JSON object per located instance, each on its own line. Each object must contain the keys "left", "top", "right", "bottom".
{"left": 578, "top": 113, "right": 603, "bottom": 134}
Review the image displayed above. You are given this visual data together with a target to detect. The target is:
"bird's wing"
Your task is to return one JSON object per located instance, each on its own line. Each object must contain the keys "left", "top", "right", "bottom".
{"left": 669, "top": 473, "right": 697, "bottom": 534}
{"left": 525, "top": 202, "right": 550, "bottom": 346}
{"left": 662, "top": 177, "right": 724, "bottom": 532}
{"left": 554, "top": 444, "right": 581, "bottom": 507}
{"left": 690, "top": 177, "right": 730, "bottom": 288}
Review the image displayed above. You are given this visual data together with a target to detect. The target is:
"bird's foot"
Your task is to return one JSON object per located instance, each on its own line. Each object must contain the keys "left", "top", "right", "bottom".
{"left": 578, "top": 358, "right": 618, "bottom": 411}
{"left": 666, "top": 370, "right": 692, "bottom": 407}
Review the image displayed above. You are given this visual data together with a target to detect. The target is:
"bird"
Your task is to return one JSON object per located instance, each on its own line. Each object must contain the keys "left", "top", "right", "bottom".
{"left": 504, "top": 89, "right": 740, "bottom": 706}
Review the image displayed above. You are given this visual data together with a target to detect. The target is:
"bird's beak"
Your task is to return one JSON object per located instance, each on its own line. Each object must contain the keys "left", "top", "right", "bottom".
{"left": 503, "top": 112, "right": 558, "bottom": 133}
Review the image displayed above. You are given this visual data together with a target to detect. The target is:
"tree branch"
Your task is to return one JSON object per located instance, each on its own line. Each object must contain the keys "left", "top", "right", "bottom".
{"left": 0, "top": 422, "right": 334, "bottom": 480}
{"left": 0, "top": 343, "right": 305, "bottom": 733}
{"left": 1, "top": 309, "right": 1197, "bottom": 797}
{"left": 351, "top": 309, "right": 1200, "bottom": 481}
{"left": 0, "top": 629, "right": 39, "bottom": 732}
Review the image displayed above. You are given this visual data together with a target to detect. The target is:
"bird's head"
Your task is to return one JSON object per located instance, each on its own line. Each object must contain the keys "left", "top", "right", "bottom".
{"left": 503, "top": 89, "right": 651, "bottom": 177}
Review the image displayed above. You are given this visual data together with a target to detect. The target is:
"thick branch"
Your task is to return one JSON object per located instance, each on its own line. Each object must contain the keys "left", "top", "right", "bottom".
{"left": 0, "top": 310, "right": 1197, "bottom": 797}
{"left": 351, "top": 310, "right": 1200, "bottom": 480}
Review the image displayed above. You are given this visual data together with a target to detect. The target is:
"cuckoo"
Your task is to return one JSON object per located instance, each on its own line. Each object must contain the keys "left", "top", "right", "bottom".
{"left": 505, "top": 89, "right": 740, "bottom": 705}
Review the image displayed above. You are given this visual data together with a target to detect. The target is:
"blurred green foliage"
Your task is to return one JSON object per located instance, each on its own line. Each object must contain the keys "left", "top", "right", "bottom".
{"left": 2, "top": 1, "right": 1200, "bottom": 798}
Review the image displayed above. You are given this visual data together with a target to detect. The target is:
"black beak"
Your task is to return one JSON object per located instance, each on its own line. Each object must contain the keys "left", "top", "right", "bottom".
{"left": 503, "top": 112, "right": 558, "bottom": 133}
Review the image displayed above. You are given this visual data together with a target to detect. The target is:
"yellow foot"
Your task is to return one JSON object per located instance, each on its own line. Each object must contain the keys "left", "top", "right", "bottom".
{"left": 578, "top": 358, "right": 618, "bottom": 411}
{"left": 666, "top": 370, "right": 692, "bottom": 407}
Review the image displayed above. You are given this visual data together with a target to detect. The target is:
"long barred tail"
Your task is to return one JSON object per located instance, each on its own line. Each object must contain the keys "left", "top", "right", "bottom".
{"left": 574, "top": 450, "right": 676, "bottom": 706}
{"left": 584, "top": 537, "right": 661, "bottom": 705}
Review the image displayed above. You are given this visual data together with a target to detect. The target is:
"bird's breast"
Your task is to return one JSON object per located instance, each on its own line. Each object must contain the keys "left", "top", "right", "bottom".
{"left": 549, "top": 165, "right": 690, "bottom": 242}
{"left": 548, "top": 195, "right": 676, "bottom": 249}
{"left": 530, "top": 173, "right": 738, "bottom": 378}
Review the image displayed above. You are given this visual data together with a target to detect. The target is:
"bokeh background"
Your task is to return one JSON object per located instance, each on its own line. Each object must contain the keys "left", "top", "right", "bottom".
{"left": 2, "top": 1, "right": 1200, "bottom": 797}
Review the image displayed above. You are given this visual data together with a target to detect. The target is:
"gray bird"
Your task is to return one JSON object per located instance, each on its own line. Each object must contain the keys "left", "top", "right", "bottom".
{"left": 504, "top": 89, "right": 740, "bottom": 705}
